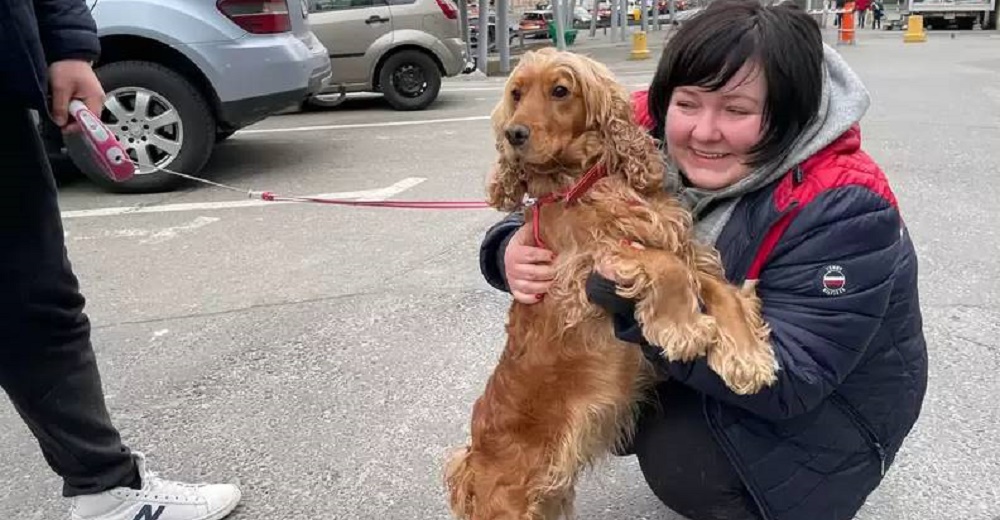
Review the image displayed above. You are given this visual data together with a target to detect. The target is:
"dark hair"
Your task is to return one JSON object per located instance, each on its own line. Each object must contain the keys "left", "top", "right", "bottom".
{"left": 648, "top": 0, "right": 824, "bottom": 169}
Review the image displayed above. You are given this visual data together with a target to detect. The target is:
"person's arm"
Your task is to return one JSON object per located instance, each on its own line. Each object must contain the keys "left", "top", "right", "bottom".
{"left": 479, "top": 210, "right": 525, "bottom": 292}
{"left": 33, "top": 0, "right": 104, "bottom": 127}
{"left": 33, "top": 0, "right": 101, "bottom": 64}
{"left": 594, "top": 187, "right": 905, "bottom": 421}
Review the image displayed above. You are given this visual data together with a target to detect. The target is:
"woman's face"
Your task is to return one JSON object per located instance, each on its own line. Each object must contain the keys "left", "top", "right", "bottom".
{"left": 664, "top": 62, "right": 767, "bottom": 190}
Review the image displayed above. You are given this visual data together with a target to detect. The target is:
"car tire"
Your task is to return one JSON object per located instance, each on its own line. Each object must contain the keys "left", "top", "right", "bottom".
{"left": 72, "top": 60, "right": 215, "bottom": 193}
{"left": 378, "top": 50, "right": 442, "bottom": 111}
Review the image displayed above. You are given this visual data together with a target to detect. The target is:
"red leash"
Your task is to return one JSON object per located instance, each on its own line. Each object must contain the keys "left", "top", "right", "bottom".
{"left": 528, "top": 162, "right": 607, "bottom": 249}
{"left": 252, "top": 191, "right": 490, "bottom": 209}
{"left": 133, "top": 165, "right": 492, "bottom": 210}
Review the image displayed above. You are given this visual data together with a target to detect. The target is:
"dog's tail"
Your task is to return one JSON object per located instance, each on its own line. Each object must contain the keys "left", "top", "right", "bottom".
{"left": 444, "top": 446, "right": 476, "bottom": 519}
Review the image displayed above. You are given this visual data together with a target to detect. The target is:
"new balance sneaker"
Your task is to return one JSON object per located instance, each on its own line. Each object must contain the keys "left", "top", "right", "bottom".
{"left": 70, "top": 452, "right": 242, "bottom": 520}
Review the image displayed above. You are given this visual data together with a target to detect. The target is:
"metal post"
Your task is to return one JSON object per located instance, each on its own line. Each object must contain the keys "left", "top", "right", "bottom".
{"left": 640, "top": 0, "right": 647, "bottom": 31}
{"left": 668, "top": 0, "right": 675, "bottom": 30}
{"left": 589, "top": 0, "right": 598, "bottom": 36}
{"left": 553, "top": 0, "right": 567, "bottom": 49}
{"left": 477, "top": 0, "right": 489, "bottom": 75}
{"left": 497, "top": 0, "right": 510, "bottom": 73}
{"left": 458, "top": 0, "right": 473, "bottom": 66}
{"left": 620, "top": 0, "right": 628, "bottom": 41}
{"left": 609, "top": 0, "right": 618, "bottom": 40}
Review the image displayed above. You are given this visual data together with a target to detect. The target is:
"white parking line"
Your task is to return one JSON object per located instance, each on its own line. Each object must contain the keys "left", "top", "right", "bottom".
{"left": 61, "top": 177, "right": 427, "bottom": 219}
{"left": 237, "top": 116, "right": 491, "bottom": 135}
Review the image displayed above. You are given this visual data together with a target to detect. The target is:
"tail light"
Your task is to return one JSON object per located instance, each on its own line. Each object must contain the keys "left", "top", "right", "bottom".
{"left": 217, "top": 0, "right": 292, "bottom": 34}
{"left": 435, "top": 0, "right": 458, "bottom": 19}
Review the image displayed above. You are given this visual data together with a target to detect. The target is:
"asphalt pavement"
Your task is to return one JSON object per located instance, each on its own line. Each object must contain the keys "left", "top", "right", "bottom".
{"left": 3, "top": 31, "right": 1000, "bottom": 520}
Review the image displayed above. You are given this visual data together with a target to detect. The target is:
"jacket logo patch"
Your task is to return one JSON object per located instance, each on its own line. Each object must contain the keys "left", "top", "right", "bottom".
{"left": 821, "top": 265, "right": 846, "bottom": 295}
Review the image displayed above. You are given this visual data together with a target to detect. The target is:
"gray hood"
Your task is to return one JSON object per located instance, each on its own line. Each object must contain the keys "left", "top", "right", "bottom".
{"left": 664, "top": 43, "right": 872, "bottom": 244}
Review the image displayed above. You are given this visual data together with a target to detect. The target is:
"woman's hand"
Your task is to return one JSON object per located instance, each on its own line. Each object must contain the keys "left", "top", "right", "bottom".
{"left": 504, "top": 225, "right": 556, "bottom": 304}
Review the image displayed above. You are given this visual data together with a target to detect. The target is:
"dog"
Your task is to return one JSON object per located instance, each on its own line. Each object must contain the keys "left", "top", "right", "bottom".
{"left": 444, "top": 48, "right": 778, "bottom": 520}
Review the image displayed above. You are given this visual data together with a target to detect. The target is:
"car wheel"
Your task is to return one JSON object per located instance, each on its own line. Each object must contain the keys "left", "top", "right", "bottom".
{"left": 72, "top": 60, "right": 215, "bottom": 193}
{"left": 378, "top": 50, "right": 442, "bottom": 111}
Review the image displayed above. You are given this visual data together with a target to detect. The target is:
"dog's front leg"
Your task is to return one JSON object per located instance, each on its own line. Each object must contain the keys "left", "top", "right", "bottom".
{"left": 696, "top": 274, "right": 779, "bottom": 395}
{"left": 597, "top": 244, "right": 716, "bottom": 363}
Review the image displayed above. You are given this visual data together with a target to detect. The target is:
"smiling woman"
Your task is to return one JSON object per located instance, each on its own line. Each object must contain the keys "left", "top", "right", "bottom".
{"left": 664, "top": 66, "right": 768, "bottom": 190}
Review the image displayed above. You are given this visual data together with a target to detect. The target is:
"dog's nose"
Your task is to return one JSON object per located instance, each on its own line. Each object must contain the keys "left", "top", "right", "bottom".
{"left": 505, "top": 125, "right": 530, "bottom": 146}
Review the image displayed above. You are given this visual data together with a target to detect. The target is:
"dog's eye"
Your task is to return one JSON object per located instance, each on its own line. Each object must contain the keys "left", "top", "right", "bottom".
{"left": 552, "top": 86, "right": 569, "bottom": 98}
{"left": 511, "top": 89, "right": 522, "bottom": 102}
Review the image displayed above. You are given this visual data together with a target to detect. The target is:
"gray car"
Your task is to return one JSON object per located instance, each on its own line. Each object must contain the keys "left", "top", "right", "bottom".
{"left": 42, "top": 0, "right": 332, "bottom": 193}
{"left": 305, "top": 0, "right": 468, "bottom": 111}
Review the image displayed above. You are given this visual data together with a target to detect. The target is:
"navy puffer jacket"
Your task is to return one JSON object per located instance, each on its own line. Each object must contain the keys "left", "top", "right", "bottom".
{"left": 0, "top": 0, "right": 101, "bottom": 112}
{"left": 478, "top": 123, "right": 929, "bottom": 520}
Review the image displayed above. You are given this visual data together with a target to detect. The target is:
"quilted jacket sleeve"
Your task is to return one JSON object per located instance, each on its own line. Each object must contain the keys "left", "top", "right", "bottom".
{"left": 479, "top": 211, "right": 525, "bottom": 292}
{"left": 33, "top": 0, "right": 100, "bottom": 63}
{"left": 617, "top": 185, "right": 904, "bottom": 420}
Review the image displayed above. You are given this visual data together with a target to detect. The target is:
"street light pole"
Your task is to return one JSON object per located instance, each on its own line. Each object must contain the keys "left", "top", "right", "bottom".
{"left": 497, "top": 0, "right": 510, "bottom": 73}
{"left": 476, "top": 0, "right": 488, "bottom": 74}
{"left": 553, "top": 0, "right": 567, "bottom": 49}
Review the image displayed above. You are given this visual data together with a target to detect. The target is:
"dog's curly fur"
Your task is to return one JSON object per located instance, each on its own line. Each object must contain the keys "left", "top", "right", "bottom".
{"left": 445, "top": 48, "right": 778, "bottom": 520}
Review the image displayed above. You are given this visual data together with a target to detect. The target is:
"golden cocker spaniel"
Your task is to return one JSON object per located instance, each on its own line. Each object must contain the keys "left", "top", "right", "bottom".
{"left": 445, "top": 48, "right": 777, "bottom": 520}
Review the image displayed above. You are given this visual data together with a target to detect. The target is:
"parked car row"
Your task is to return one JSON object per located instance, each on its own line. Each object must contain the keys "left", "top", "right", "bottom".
{"left": 43, "top": 0, "right": 467, "bottom": 193}
{"left": 303, "top": 0, "right": 468, "bottom": 111}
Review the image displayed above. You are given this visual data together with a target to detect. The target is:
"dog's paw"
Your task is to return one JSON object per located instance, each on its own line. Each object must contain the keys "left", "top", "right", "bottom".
{"left": 443, "top": 446, "right": 477, "bottom": 519}
{"left": 708, "top": 333, "right": 778, "bottom": 395}
{"left": 641, "top": 313, "right": 714, "bottom": 363}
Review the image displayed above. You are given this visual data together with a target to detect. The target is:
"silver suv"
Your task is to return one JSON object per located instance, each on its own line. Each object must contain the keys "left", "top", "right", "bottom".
{"left": 42, "top": 0, "right": 332, "bottom": 193}
{"left": 305, "top": 0, "right": 468, "bottom": 111}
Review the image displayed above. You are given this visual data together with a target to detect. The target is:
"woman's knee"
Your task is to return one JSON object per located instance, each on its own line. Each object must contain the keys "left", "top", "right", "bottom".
{"left": 631, "top": 383, "right": 762, "bottom": 520}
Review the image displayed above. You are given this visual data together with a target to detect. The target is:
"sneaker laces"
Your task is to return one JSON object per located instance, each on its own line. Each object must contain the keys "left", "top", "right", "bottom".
{"left": 140, "top": 470, "right": 206, "bottom": 503}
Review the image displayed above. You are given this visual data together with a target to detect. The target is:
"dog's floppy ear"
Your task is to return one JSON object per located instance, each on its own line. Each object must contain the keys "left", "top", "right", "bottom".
{"left": 577, "top": 56, "right": 664, "bottom": 195}
{"left": 485, "top": 157, "right": 525, "bottom": 212}
{"left": 485, "top": 64, "right": 527, "bottom": 211}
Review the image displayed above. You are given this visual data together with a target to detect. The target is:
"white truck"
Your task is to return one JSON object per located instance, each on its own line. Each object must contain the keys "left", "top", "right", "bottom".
{"left": 906, "top": 0, "right": 996, "bottom": 30}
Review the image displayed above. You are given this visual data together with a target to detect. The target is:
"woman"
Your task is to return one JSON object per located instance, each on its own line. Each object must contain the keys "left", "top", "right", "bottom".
{"left": 477, "top": 1, "right": 928, "bottom": 520}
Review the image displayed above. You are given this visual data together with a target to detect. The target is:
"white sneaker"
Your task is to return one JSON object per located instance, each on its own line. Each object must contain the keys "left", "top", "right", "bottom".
{"left": 70, "top": 452, "right": 242, "bottom": 520}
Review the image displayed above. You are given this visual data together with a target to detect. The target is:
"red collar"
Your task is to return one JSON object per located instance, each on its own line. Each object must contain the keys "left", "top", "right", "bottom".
{"left": 528, "top": 162, "right": 607, "bottom": 250}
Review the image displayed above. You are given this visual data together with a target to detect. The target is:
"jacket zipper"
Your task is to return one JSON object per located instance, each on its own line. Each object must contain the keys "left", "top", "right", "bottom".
{"left": 830, "top": 392, "right": 887, "bottom": 477}
{"left": 699, "top": 176, "right": 806, "bottom": 520}
{"left": 702, "top": 399, "right": 776, "bottom": 520}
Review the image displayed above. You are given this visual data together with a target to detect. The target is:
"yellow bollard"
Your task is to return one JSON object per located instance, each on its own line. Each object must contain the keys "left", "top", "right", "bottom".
{"left": 629, "top": 31, "right": 651, "bottom": 60}
{"left": 903, "top": 14, "right": 927, "bottom": 43}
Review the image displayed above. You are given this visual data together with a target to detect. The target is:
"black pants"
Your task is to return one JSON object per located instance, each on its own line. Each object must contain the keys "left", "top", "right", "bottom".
{"left": 0, "top": 105, "right": 139, "bottom": 497}
{"left": 630, "top": 379, "right": 763, "bottom": 520}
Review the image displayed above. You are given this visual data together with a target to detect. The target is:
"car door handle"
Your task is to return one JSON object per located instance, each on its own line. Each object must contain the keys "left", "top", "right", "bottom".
{"left": 365, "top": 15, "right": 390, "bottom": 24}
